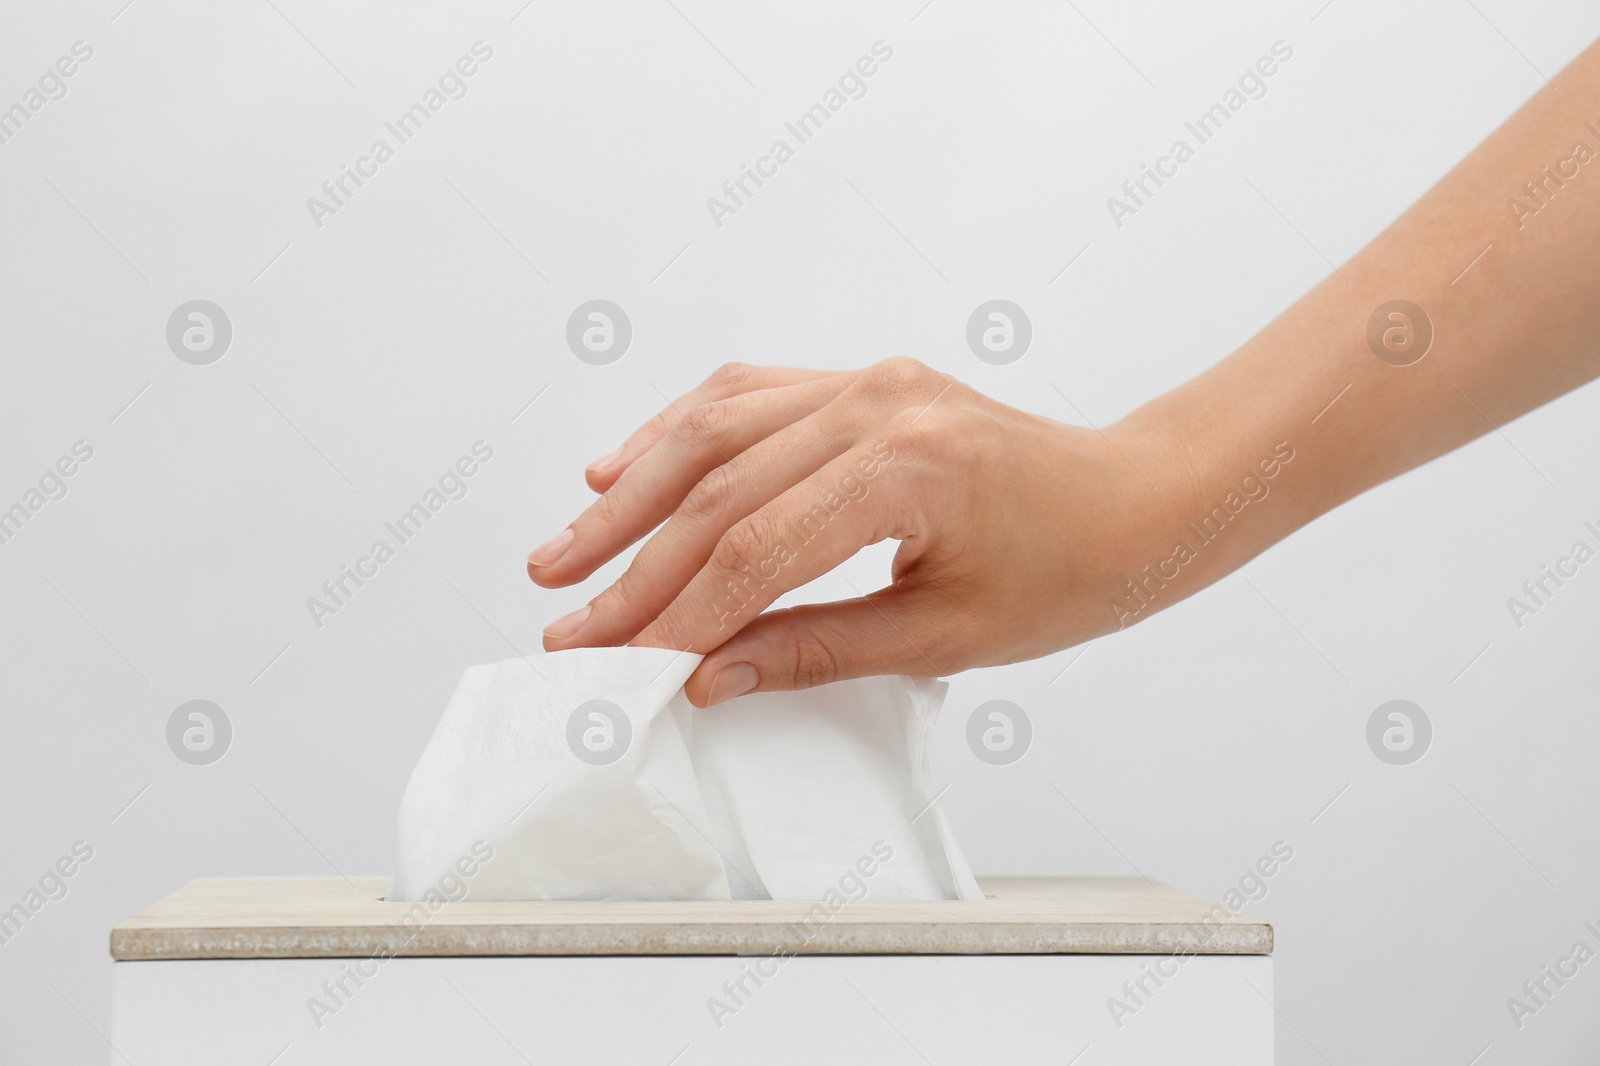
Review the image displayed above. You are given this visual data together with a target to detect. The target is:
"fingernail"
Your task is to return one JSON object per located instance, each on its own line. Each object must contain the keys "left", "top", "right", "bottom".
{"left": 706, "top": 662, "right": 759, "bottom": 706}
{"left": 543, "top": 604, "right": 591, "bottom": 640}
{"left": 586, "top": 448, "right": 623, "bottom": 476}
{"left": 528, "top": 528, "right": 574, "bottom": 568}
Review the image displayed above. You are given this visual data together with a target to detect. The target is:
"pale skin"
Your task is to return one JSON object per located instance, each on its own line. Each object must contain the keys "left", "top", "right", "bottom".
{"left": 530, "top": 39, "right": 1600, "bottom": 708}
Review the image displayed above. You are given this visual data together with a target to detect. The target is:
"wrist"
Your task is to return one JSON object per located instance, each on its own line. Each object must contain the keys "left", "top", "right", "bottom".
{"left": 1099, "top": 396, "right": 1302, "bottom": 628}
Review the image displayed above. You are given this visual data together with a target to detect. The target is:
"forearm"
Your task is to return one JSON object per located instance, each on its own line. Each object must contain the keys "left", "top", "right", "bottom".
{"left": 1124, "top": 37, "right": 1600, "bottom": 595}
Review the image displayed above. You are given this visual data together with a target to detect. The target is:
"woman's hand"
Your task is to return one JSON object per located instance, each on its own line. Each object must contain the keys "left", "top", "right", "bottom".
{"left": 526, "top": 39, "right": 1600, "bottom": 707}
{"left": 528, "top": 357, "right": 1197, "bottom": 707}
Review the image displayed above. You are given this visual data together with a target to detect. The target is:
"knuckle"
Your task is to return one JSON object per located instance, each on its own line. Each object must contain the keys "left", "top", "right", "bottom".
{"left": 642, "top": 405, "right": 686, "bottom": 443}
{"left": 641, "top": 612, "right": 694, "bottom": 653}
{"left": 862, "top": 356, "right": 938, "bottom": 398}
{"left": 582, "top": 487, "right": 623, "bottom": 531}
{"left": 676, "top": 401, "right": 730, "bottom": 450}
{"left": 877, "top": 354, "right": 928, "bottom": 376}
{"left": 790, "top": 633, "right": 842, "bottom": 688}
{"left": 680, "top": 463, "right": 743, "bottom": 525}
{"left": 706, "top": 361, "right": 755, "bottom": 392}
{"left": 712, "top": 513, "right": 776, "bottom": 578}
{"left": 644, "top": 408, "right": 678, "bottom": 436}
{"left": 600, "top": 564, "right": 644, "bottom": 613}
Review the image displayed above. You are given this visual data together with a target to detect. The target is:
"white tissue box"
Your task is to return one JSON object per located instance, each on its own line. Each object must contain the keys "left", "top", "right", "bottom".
{"left": 110, "top": 875, "right": 1273, "bottom": 1064}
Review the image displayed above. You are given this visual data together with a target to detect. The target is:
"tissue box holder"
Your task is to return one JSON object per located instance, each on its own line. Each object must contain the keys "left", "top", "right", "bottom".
{"left": 110, "top": 875, "right": 1273, "bottom": 1064}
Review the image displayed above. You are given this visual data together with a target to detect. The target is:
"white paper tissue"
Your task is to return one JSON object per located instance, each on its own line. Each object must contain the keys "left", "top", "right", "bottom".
{"left": 390, "top": 647, "right": 980, "bottom": 902}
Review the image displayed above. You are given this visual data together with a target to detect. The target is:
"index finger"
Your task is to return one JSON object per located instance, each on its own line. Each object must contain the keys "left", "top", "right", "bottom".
{"left": 630, "top": 437, "right": 905, "bottom": 653}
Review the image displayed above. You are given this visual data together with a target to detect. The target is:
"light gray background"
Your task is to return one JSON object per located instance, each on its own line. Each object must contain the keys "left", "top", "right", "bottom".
{"left": 3, "top": 0, "right": 1598, "bottom": 1062}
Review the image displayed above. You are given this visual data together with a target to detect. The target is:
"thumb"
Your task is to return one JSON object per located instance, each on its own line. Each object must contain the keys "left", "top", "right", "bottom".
{"left": 682, "top": 590, "right": 955, "bottom": 707}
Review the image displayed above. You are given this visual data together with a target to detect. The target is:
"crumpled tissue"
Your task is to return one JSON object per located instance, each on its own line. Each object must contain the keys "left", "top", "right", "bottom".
{"left": 390, "top": 647, "right": 980, "bottom": 902}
